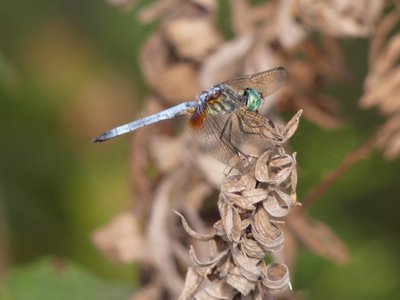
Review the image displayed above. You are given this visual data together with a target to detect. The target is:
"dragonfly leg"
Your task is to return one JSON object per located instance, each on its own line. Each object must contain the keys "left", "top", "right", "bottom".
{"left": 219, "top": 115, "right": 234, "bottom": 141}
{"left": 237, "top": 115, "right": 283, "bottom": 142}
{"left": 219, "top": 115, "right": 249, "bottom": 164}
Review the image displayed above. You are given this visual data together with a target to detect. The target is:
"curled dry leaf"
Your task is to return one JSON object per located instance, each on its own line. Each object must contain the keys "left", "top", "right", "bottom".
{"left": 242, "top": 41, "right": 279, "bottom": 89}
{"left": 174, "top": 210, "right": 216, "bottom": 241}
{"left": 231, "top": 0, "right": 254, "bottom": 34}
{"left": 292, "top": 95, "right": 342, "bottom": 129}
{"left": 268, "top": 154, "right": 293, "bottom": 169}
{"left": 255, "top": 148, "right": 297, "bottom": 186}
{"left": 241, "top": 235, "right": 265, "bottom": 260}
{"left": 362, "top": 65, "right": 400, "bottom": 112}
{"left": 255, "top": 150, "right": 273, "bottom": 183}
{"left": 140, "top": 32, "right": 199, "bottom": 103}
{"left": 274, "top": 0, "right": 307, "bottom": 49}
{"left": 231, "top": 246, "right": 261, "bottom": 282}
{"left": 199, "top": 35, "right": 254, "bottom": 88}
{"left": 196, "top": 154, "right": 227, "bottom": 187}
{"left": 241, "top": 189, "right": 268, "bottom": 205}
{"left": 222, "top": 172, "right": 257, "bottom": 193}
{"left": 287, "top": 210, "right": 349, "bottom": 264}
{"left": 223, "top": 192, "right": 256, "bottom": 211}
{"left": 287, "top": 59, "right": 318, "bottom": 91}
{"left": 194, "top": 279, "right": 236, "bottom": 300}
{"left": 282, "top": 109, "right": 303, "bottom": 140}
{"left": 260, "top": 262, "right": 290, "bottom": 295}
{"left": 190, "top": 246, "right": 229, "bottom": 268}
{"left": 155, "top": 63, "right": 200, "bottom": 103}
{"left": 140, "top": 32, "right": 168, "bottom": 87}
{"left": 226, "top": 266, "right": 257, "bottom": 296}
{"left": 369, "top": 11, "right": 399, "bottom": 67}
{"left": 359, "top": 11, "right": 400, "bottom": 159}
{"left": 263, "top": 189, "right": 292, "bottom": 219}
{"left": 178, "top": 266, "right": 208, "bottom": 300}
{"left": 212, "top": 220, "right": 225, "bottom": 237}
{"left": 150, "top": 133, "right": 188, "bottom": 172}
{"left": 361, "top": 11, "right": 400, "bottom": 111}
{"left": 148, "top": 175, "right": 186, "bottom": 297}
{"left": 278, "top": 37, "right": 346, "bottom": 129}
{"left": 91, "top": 212, "right": 148, "bottom": 263}
{"left": 294, "top": 0, "right": 384, "bottom": 37}
{"left": 164, "top": 17, "right": 222, "bottom": 61}
{"left": 218, "top": 198, "right": 242, "bottom": 242}
{"left": 252, "top": 206, "right": 284, "bottom": 252}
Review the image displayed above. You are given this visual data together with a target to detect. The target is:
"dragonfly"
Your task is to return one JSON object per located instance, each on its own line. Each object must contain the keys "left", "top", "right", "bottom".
{"left": 93, "top": 67, "right": 287, "bottom": 168}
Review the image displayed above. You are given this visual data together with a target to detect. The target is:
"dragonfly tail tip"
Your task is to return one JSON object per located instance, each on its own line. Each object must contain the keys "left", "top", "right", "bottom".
{"left": 92, "top": 135, "right": 105, "bottom": 143}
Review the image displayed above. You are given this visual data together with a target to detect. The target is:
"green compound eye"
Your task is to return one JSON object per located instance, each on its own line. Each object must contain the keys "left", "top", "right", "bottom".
{"left": 244, "top": 88, "right": 263, "bottom": 111}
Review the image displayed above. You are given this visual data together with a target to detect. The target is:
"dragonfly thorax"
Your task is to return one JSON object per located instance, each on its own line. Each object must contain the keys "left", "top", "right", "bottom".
{"left": 198, "top": 84, "right": 224, "bottom": 104}
{"left": 243, "top": 88, "right": 263, "bottom": 112}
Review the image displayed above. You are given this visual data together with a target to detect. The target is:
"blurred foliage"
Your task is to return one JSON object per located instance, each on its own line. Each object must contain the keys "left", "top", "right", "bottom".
{"left": 0, "top": 0, "right": 399, "bottom": 299}
{"left": 0, "top": 0, "right": 153, "bottom": 283}
{"left": 0, "top": 258, "right": 135, "bottom": 300}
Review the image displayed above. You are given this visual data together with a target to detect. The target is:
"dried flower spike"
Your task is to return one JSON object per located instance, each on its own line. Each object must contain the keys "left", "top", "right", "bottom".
{"left": 178, "top": 111, "right": 302, "bottom": 299}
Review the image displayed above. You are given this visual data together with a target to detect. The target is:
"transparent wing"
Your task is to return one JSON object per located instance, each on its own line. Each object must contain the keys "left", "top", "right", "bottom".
{"left": 189, "top": 102, "right": 283, "bottom": 169}
{"left": 231, "top": 107, "right": 283, "bottom": 146}
{"left": 223, "top": 67, "right": 287, "bottom": 97}
{"left": 190, "top": 105, "right": 243, "bottom": 168}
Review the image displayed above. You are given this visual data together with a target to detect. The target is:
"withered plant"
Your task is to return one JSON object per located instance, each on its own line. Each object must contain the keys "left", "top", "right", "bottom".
{"left": 92, "top": 0, "right": 400, "bottom": 299}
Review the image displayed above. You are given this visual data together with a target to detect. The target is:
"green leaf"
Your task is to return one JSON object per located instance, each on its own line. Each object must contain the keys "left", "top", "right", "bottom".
{"left": 0, "top": 257, "right": 135, "bottom": 300}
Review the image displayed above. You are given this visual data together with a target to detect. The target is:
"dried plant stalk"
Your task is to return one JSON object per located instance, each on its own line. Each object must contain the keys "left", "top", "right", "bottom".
{"left": 177, "top": 111, "right": 302, "bottom": 299}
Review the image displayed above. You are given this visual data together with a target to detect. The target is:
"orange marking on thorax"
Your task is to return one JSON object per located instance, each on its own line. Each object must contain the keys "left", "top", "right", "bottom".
{"left": 189, "top": 107, "right": 206, "bottom": 129}
{"left": 189, "top": 91, "right": 222, "bottom": 130}
{"left": 207, "top": 91, "right": 222, "bottom": 104}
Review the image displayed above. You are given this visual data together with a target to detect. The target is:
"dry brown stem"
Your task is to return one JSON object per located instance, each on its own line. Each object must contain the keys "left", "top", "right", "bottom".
{"left": 301, "top": 133, "right": 378, "bottom": 209}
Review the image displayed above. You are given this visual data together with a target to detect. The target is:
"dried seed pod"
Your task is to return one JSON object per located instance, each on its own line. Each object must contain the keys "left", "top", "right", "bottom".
{"left": 231, "top": 246, "right": 262, "bottom": 281}
{"left": 241, "top": 235, "right": 265, "bottom": 259}
{"left": 217, "top": 199, "right": 242, "bottom": 242}
{"left": 223, "top": 192, "right": 256, "bottom": 211}
{"left": 251, "top": 206, "right": 284, "bottom": 252}
{"left": 226, "top": 266, "right": 257, "bottom": 296}
{"left": 263, "top": 189, "right": 292, "bottom": 219}
{"left": 260, "top": 262, "right": 290, "bottom": 295}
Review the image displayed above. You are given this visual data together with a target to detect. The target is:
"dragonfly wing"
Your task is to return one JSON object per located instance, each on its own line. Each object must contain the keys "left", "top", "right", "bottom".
{"left": 223, "top": 67, "right": 287, "bottom": 98}
{"left": 189, "top": 106, "right": 244, "bottom": 168}
{"left": 189, "top": 103, "right": 283, "bottom": 168}
{"left": 230, "top": 107, "right": 284, "bottom": 146}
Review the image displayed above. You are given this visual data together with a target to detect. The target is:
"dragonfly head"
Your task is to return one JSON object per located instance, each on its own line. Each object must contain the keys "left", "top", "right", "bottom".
{"left": 244, "top": 88, "right": 263, "bottom": 112}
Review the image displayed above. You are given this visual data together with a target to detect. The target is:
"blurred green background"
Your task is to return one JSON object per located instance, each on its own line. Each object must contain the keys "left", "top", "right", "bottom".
{"left": 1, "top": 0, "right": 399, "bottom": 299}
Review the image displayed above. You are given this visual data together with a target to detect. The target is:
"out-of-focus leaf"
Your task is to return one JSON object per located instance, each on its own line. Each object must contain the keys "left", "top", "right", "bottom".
{"left": 0, "top": 258, "right": 135, "bottom": 300}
